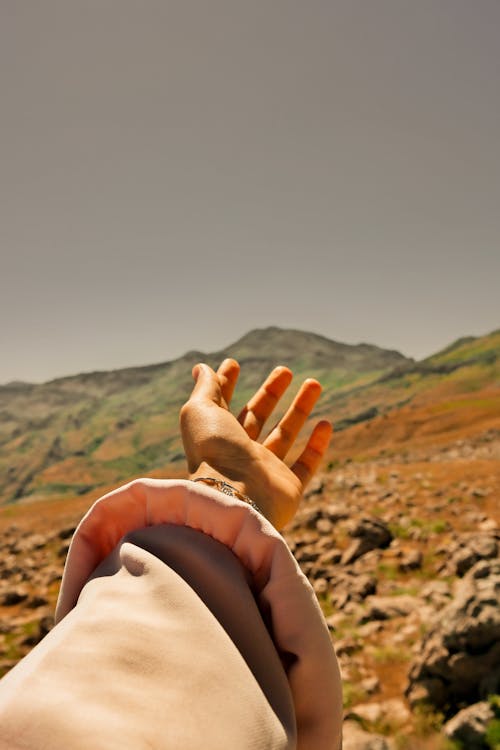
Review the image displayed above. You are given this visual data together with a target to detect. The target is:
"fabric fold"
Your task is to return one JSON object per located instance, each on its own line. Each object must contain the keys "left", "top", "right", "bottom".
{"left": 55, "top": 478, "right": 342, "bottom": 749}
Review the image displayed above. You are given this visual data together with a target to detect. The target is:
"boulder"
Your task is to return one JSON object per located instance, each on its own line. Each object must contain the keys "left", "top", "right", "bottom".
{"left": 362, "top": 595, "right": 417, "bottom": 622}
{"left": 341, "top": 518, "right": 393, "bottom": 565}
{"left": 330, "top": 572, "right": 377, "bottom": 610}
{"left": 406, "top": 559, "right": 500, "bottom": 711}
{"left": 444, "top": 532, "right": 499, "bottom": 576}
{"left": 443, "top": 701, "right": 495, "bottom": 750}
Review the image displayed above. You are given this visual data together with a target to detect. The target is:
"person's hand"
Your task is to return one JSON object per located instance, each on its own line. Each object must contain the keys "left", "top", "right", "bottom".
{"left": 179, "top": 359, "right": 332, "bottom": 529}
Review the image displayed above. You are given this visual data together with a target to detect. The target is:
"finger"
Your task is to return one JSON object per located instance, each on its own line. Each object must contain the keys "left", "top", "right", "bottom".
{"left": 238, "top": 366, "right": 293, "bottom": 440}
{"left": 263, "top": 379, "right": 322, "bottom": 459}
{"left": 216, "top": 358, "right": 240, "bottom": 407}
{"left": 291, "top": 420, "right": 333, "bottom": 487}
{"left": 189, "top": 363, "right": 222, "bottom": 404}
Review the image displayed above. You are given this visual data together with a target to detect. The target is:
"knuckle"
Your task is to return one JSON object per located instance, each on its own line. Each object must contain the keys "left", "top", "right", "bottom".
{"left": 179, "top": 401, "right": 193, "bottom": 422}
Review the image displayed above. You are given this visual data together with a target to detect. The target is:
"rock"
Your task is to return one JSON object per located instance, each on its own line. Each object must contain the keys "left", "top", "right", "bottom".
{"left": 419, "top": 580, "right": 452, "bottom": 607}
{"left": 316, "top": 518, "right": 333, "bottom": 534}
{"left": 360, "top": 676, "right": 380, "bottom": 695}
{"left": 443, "top": 701, "right": 495, "bottom": 749}
{"left": 398, "top": 549, "right": 423, "bottom": 572}
{"left": 358, "top": 622, "right": 384, "bottom": 638}
{"left": 342, "top": 519, "right": 392, "bottom": 565}
{"left": 479, "top": 518, "right": 498, "bottom": 532}
{"left": 17, "top": 534, "right": 48, "bottom": 552}
{"left": 362, "top": 595, "right": 418, "bottom": 622}
{"left": 26, "top": 595, "right": 49, "bottom": 609}
{"left": 21, "top": 614, "right": 54, "bottom": 647}
{"left": 335, "top": 637, "right": 361, "bottom": 657}
{"left": 58, "top": 526, "right": 76, "bottom": 540}
{"left": 446, "top": 532, "right": 499, "bottom": 576}
{"left": 318, "top": 548, "right": 342, "bottom": 567}
{"left": 304, "top": 478, "right": 324, "bottom": 498}
{"left": 342, "top": 720, "right": 394, "bottom": 750}
{"left": 294, "top": 509, "right": 321, "bottom": 530}
{"left": 470, "top": 488, "right": 488, "bottom": 498}
{"left": 406, "top": 559, "right": 500, "bottom": 711}
{"left": 1, "top": 589, "right": 28, "bottom": 606}
{"left": 324, "top": 504, "right": 351, "bottom": 522}
{"left": 330, "top": 572, "right": 377, "bottom": 610}
{"left": 57, "top": 541, "right": 71, "bottom": 558}
{"left": 313, "top": 578, "right": 328, "bottom": 595}
{"left": 349, "top": 699, "right": 410, "bottom": 728}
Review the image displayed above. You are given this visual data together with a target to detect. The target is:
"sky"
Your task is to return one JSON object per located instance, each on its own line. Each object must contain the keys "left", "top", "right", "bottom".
{"left": 1, "top": 0, "right": 499, "bottom": 384}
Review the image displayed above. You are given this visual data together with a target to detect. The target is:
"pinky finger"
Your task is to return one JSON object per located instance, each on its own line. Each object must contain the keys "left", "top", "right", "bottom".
{"left": 291, "top": 420, "right": 333, "bottom": 487}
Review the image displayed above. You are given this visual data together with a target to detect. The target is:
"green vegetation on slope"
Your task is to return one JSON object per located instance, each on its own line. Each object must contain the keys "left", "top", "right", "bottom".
{"left": 0, "top": 326, "right": 498, "bottom": 505}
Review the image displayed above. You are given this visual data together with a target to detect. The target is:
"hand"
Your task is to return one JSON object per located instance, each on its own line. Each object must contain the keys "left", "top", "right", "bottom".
{"left": 179, "top": 359, "right": 332, "bottom": 529}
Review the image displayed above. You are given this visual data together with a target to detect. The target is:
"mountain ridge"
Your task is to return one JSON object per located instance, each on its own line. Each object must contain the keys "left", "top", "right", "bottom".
{"left": 0, "top": 326, "right": 498, "bottom": 506}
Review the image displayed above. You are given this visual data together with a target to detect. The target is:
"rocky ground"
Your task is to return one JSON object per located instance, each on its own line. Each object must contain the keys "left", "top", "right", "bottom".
{"left": 1, "top": 429, "right": 499, "bottom": 749}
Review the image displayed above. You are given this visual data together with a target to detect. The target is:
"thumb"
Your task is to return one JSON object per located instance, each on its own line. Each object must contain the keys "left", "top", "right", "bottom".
{"left": 190, "top": 363, "right": 221, "bottom": 403}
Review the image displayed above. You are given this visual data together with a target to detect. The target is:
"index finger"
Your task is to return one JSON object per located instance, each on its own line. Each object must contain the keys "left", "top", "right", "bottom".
{"left": 189, "top": 363, "right": 222, "bottom": 404}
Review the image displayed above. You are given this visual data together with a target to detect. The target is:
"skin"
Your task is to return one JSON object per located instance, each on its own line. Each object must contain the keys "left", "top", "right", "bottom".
{"left": 179, "top": 358, "right": 333, "bottom": 530}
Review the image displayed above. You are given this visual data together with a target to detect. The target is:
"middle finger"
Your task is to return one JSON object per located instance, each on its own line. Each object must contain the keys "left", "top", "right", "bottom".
{"left": 238, "top": 366, "right": 292, "bottom": 440}
{"left": 263, "top": 379, "right": 322, "bottom": 459}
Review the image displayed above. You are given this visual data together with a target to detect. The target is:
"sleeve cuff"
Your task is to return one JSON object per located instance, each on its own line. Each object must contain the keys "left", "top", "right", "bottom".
{"left": 55, "top": 478, "right": 342, "bottom": 749}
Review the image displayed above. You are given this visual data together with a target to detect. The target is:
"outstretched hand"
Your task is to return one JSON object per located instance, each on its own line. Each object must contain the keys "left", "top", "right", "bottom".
{"left": 180, "top": 359, "right": 332, "bottom": 529}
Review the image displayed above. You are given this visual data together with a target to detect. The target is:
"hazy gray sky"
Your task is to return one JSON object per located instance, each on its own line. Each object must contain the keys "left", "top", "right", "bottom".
{"left": 1, "top": 0, "right": 499, "bottom": 384}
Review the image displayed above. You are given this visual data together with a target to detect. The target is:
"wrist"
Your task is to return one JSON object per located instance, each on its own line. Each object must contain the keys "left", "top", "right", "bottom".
{"left": 189, "top": 462, "right": 248, "bottom": 497}
{"left": 188, "top": 460, "right": 270, "bottom": 519}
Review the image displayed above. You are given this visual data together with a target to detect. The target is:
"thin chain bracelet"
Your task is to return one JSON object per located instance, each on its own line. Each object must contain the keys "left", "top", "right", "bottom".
{"left": 193, "top": 477, "right": 264, "bottom": 516}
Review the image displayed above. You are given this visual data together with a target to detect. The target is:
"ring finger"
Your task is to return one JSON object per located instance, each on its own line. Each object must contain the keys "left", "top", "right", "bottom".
{"left": 238, "top": 366, "right": 292, "bottom": 440}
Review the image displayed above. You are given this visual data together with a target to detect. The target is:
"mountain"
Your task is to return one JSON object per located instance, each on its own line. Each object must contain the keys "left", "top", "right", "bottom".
{"left": 0, "top": 326, "right": 498, "bottom": 506}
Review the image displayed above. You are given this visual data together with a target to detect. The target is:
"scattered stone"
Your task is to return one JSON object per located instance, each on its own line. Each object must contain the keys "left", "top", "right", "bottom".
{"left": 2, "top": 589, "right": 28, "bottom": 606}
{"left": 324, "top": 504, "right": 351, "bottom": 523}
{"left": 316, "top": 518, "right": 333, "bottom": 535}
{"left": 406, "top": 560, "right": 500, "bottom": 711}
{"left": 479, "top": 518, "right": 498, "bottom": 532}
{"left": 21, "top": 615, "right": 54, "bottom": 647}
{"left": 449, "top": 533, "right": 499, "bottom": 576}
{"left": 58, "top": 526, "right": 76, "bottom": 540}
{"left": 26, "top": 595, "right": 49, "bottom": 609}
{"left": 443, "top": 701, "right": 495, "bottom": 750}
{"left": 348, "top": 698, "right": 410, "bottom": 728}
{"left": 330, "top": 572, "right": 377, "bottom": 610}
{"left": 358, "top": 621, "right": 384, "bottom": 638}
{"left": 398, "top": 549, "right": 423, "bottom": 572}
{"left": 335, "top": 637, "right": 360, "bottom": 657}
{"left": 295, "top": 545, "right": 320, "bottom": 564}
{"left": 341, "top": 518, "right": 392, "bottom": 565}
{"left": 342, "top": 720, "right": 394, "bottom": 750}
{"left": 318, "top": 548, "right": 342, "bottom": 567}
{"left": 360, "top": 676, "right": 380, "bottom": 695}
{"left": 304, "top": 478, "right": 324, "bottom": 498}
{"left": 419, "top": 580, "right": 452, "bottom": 607}
{"left": 362, "top": 595, "right": 418, "bottom": 622}
{"left": 313, "top": 578, "right": 328, "bottom": 595}
{"left": 57, "top": 541, "right": 71, "bottom": 558}
{"left": 470, "top": 488, "right": 488, "bottom": 498}
{"left": 294, "top": 509, "right": 321, "bottom": 530}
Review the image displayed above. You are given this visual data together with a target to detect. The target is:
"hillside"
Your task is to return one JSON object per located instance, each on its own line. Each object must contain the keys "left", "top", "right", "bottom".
{"left": 1, "top": 327, "right": 499, "bottom": 508}
{"left": 0, "top": 327, "right": 411, "bottom": 506}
